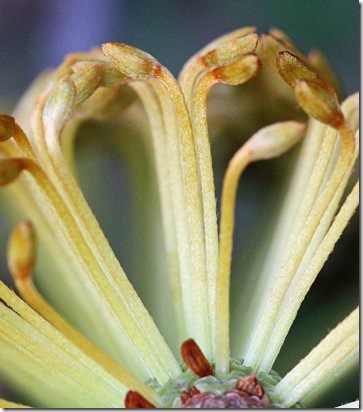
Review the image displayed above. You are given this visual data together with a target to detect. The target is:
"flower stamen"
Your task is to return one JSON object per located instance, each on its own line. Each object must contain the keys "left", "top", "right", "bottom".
{"left": 244, "top": 52, "right": 358, "bottom": 373}
{"left": 258, "top": 179, "right": 359, "bottom": 372}
{"left": 1, "top": 85, "right": 183, "bottom": 383}
{"left": 179, "top": 32, "right": 260, "bottom": 352}
{"left": 103, "top": 42, "right": 212, "bottom": 359}
{"left": 216, "top": 121, "right": 305, "bottom": 374}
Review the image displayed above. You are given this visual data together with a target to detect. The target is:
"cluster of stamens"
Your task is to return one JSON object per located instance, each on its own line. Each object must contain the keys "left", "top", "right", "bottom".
{"left": 0, "top": 26, "right": 358, "bottom": 409}
{"left": 125, "top": 339, "right": 270, "bottom": 408}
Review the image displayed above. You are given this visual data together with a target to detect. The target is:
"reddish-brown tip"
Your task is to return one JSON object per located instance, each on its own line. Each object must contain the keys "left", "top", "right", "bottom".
{"left": 180, "top": 339, "right": 213, "bottom": 378}
{"left": 124, "top": 391, "right": 156, "bottom": 409}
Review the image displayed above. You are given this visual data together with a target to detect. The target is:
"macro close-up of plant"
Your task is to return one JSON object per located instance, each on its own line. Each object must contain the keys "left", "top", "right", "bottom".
{"left": 0, "top": 1, "right": 359, "bottom": 410}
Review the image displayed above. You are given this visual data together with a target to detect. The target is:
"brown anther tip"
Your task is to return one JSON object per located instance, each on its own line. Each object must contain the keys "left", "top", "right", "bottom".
{"left": 235, "top": 376, "right": 264, "bottom": 399}
{"left": 124, "top": 391, "right": 156, "bottom": 409}
{"left": 180, "top": 339, "right": 213, "bottom": 378}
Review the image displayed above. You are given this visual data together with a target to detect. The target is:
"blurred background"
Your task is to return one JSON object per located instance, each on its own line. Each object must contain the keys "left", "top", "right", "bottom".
{"left": 0, "top": 0, "right": 359, "bottom": 107}
{"left": 0, "top": 0, "right": 359, "bottom": 408}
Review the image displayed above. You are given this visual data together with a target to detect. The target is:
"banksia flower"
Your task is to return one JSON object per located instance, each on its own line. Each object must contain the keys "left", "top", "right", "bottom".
{"left": 0, "top": 27, "right": 358, "bottom": 408}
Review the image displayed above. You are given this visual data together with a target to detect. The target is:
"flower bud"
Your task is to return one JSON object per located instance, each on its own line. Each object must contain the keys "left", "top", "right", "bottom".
{"left": 245, "top": 121, "right": 306, "bottom": 161}
{"left": 43, "top": 76, "right": 76, "bottom": 135}
{"left": 212, "top": 54, "right": 260, "bottom": 86}
{"left": 72, "top": 61, "right": 129, "bottom": 87}
{"left": 277, "top": 51, "right": 336, "bottom": 98}
{"left": 294, "top": 79, "right": 344, "bottom": 128}
{"left": 181, "top": 339, "right": 214, "bottom": 378}
{"left": 203, "top": 33, "right": 258, "bottom": 68}
{"left": 71, "top": 63, "right": 104, "bottom": 105}
{"left": 102, "top": 42, "right": 161, "bottom": 79}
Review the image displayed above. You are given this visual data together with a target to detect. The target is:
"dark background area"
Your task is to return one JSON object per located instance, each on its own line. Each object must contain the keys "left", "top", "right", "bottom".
{"left": 0, "top": 0, "right": 359, "bottom": 408}
{"left": 0, "top": 0, "right": 359, "bottom": 108}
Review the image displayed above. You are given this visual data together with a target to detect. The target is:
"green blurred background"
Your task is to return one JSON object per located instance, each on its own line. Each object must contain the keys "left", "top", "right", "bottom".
{"left": 0, "top": 0, "right": 359, "bottom": 407}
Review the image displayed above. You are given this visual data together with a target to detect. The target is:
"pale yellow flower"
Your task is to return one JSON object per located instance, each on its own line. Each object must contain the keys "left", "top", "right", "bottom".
{"left": 0, "top": 28, "right": 359, "bottom": 408}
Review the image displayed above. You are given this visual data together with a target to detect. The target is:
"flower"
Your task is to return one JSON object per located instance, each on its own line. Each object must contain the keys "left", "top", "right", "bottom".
{"left": 0, "top": 28, "right": 359, "bottom": 408}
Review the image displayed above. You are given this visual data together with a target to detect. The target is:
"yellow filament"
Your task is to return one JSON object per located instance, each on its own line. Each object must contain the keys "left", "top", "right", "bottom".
{"left": 32, "top": 77, "right": 182, "bottom": 382}
{"left": 181, "top": 49, "right": 260, "bottom": 359}
{"left": 190, "top": 74, "right": 219, "bottom": 352}
{"left": 17, "top": 157, "right": 179, "bottom": 383}
{"left": 156, "top": 69, "right": 212, "bottom": 359}
{"left": 274, "top": 307, "right": 359, "bottom": 407}
{"left": 259, "top": 180, "right": 359, "bottom": 372}
{"left": 102, "top": 42, "right": 212, "bottom": 357}
{"left": 244, "top": 121, "right": 356, "bottom": 372}
{"left": 130, "top": 81, "right": 186, "bottom": 341}
{"left": 215, "top": 120, "right": 306, "bottom": 373}
{"left": 148, "top": 79, "right": 195, "bottom": 340}
{"left": 237, "top": 95, "right": 358, "bottom": 358}
{"left": 12, "top": 273, "right": 161, "bottom": 405}
{"left": 216, "top": 146, "right": 251, "bottom": 373}
{"left": 0, "top": 296, "right": 124, "bottom": 407}
{"left": 234, "top": 119, "right": 326, "bottom": 356}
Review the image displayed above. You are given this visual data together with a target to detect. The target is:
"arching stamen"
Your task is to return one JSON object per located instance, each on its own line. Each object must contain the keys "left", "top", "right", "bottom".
{"left": 103, "top": 42, "right": 212, "bottom": 359}
{"left": 244, "top": 51, "right": 357, "bottom": 373}
{"left": 241, "top": 95, "right": 358, "bottom": 359}
{"left": 4, "top": 80, "right": 182, "bottom": 383}
{"left": 216, "top": 122, "right": 305, "bottom": 374}
{"left": 180, "top": 37, "right": 260, "bottom": 351}
{"left": 179, "top": 27, "right": 257, "bottom": 106}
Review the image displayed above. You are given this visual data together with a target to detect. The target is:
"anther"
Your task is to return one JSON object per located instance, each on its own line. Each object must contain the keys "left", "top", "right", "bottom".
{"left": 124, "top": 391, "right": 156, "bottom": 408}
{"left": 181, "top": 339, "right": 214, "bottom": 378}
